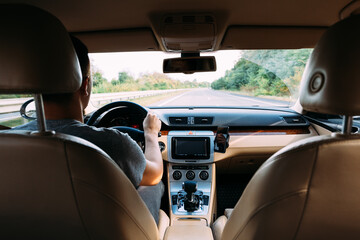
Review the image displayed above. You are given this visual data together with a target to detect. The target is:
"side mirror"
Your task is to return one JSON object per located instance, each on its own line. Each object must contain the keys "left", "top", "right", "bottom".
{"left": 20, "top": 99, "right": 36, "bottom": 120}
{"left": 163, "top": 56, "right": 216, "bottom": 74}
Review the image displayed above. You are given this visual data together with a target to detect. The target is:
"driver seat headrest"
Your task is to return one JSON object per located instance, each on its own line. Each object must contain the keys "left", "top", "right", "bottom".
{"left": 0, "top": 4, "right": 81, "bottom": 94}
{"left": 300, "top": 14, "right": 360, "bottom": 116}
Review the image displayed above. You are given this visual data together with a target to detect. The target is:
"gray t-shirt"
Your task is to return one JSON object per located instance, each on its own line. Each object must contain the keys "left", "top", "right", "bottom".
{"left": 14, "top": 119, "right": 146, "bottom": 187}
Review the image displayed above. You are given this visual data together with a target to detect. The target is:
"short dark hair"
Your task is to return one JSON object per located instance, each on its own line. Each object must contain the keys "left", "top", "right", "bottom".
{"left": 70, "top": 35, "right": 90, "bottom": 78}
{"left": 43, "top": 35, "right": 90, "bottom": 102}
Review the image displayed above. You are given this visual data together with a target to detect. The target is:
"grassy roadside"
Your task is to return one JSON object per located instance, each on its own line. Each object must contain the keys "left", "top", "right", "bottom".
{"left": 0, "top": 117, "right": 30, "bottom": 128}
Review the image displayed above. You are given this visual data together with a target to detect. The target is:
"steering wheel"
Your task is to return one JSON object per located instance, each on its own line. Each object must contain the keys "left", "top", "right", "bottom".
{"left": 86, "top": 101, "right": 148, "bottom": 143}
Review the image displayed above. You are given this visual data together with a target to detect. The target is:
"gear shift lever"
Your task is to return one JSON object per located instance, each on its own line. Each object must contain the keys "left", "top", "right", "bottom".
{"left": 182, "top": 181, "right": 200, "bottom": 212}
{"left": 183, "top": 181, "right": 197, "bottom": 202}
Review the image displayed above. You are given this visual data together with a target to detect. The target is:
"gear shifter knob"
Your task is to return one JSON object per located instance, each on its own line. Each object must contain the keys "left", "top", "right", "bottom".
{"left": 181, "top": 181, "right": 201, "bottom": 212}
{"left": 183, "top": 181, "right": 197, "bottom": 194}
{"left": 183, "top": 181, "right": 197, "bottom": 203}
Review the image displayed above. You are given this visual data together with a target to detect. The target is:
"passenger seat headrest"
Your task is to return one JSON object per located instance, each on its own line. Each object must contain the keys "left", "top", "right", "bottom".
{"left": 0, "top": 4, "right": 82, "bottom": 94}
{"left": 300, "top": 15, "right": 360, "bottom": 115}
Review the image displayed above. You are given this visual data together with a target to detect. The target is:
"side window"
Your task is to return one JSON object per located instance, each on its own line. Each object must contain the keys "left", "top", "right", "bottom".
{"left": 0, "top": 94, "right": 32, "bottom": 128}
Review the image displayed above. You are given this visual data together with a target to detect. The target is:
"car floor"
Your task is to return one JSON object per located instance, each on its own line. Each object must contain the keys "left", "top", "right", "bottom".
{"left": 216, "top": 173, "right": 252, "bottom": 217}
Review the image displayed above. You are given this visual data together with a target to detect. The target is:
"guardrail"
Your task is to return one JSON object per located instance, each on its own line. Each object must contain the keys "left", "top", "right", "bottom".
{"left": 0, "top": 97, "right": 32, "bottom": 114}
{"left": 90, "top": 89, "right": 182, "bottom": 106}
{"left": 0, "top": 89, "right": 183, "bottom": 119}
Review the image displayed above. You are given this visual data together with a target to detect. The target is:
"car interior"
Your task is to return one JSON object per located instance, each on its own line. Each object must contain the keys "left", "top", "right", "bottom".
{"left": 1, "top": 0, "right": 360, "bottom": 239}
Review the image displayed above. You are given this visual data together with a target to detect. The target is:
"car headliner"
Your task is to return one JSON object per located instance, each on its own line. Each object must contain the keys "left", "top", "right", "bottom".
{"left": 0, "top": 0, "right": 354, "bottom": 52}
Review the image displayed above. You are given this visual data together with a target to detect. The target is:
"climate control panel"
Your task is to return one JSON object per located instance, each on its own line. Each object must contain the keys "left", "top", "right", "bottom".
{"left": 169, "top": 163, "right": 213, "bottom": 216}
{"left": 170, "top": 165, "right": 210, "bottom": 182}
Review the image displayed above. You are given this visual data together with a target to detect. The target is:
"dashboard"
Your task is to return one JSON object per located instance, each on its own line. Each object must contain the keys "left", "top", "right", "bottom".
{"left": 152, "top": 107, "right": 320, "bottom": 224}
{"left": 93, "top": 105, "right": 321, "bottom": 171}
{"left": 90, "top": 104, "right": 324, "bottom": 225}
{"left": 151, "top": 107, "right": 319, "bottom": 173}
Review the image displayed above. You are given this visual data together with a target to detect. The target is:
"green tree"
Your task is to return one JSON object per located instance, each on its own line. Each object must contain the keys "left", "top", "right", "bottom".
{"left": 92, "top": 71, "right": 210, "bottom": 93}
{"left": 211, "top": 49, "right": 312, "bottom": 98}
{"left": 113, "top": 72, "right": 134, "bottom": 85}
{"left": 92, "top": 71, "right": 107, "bottom": 87}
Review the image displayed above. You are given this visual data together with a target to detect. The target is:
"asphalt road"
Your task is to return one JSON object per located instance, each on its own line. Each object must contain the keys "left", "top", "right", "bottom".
{"left": 152, "top": 89, "right": 290, "bottom": 107}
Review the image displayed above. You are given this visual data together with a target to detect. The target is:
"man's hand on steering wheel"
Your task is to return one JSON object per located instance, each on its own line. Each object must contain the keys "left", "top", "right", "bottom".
{"left": 143, "top": 112, "right": 161, "bottom": 138}
{"left": 141, "top": 111, "right": 163, "bottom": 185}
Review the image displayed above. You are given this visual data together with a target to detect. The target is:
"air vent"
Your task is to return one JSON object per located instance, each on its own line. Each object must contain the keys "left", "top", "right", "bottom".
{"left": 194, "top": 117, "right": 213, "bottom": 124}
{"left": 169, "top": 116, "right": 214, "bottom": 125}
{"left": 283, "top": 116, "right": 306, "bottom": 124}
{"left": 169, "top": 117, "right": 188, "bottom": 124}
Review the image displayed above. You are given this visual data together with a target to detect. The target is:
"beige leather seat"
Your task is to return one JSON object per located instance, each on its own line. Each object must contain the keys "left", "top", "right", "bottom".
{"left": 212, "top": 14, "right": 360, "bottom": 240}
{"left": 0, "top": 4, "right": 166, "bottom": 239}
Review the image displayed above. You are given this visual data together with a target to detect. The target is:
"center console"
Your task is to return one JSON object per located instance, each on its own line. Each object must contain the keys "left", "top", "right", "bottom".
{"left": 166, "top": 130, "right": 216, "bottom": 228}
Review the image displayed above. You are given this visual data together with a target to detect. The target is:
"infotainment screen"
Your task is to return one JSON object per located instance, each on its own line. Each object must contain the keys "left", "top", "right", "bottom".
{"left": 172, "top": 137, "right": 210, "bottom": 159}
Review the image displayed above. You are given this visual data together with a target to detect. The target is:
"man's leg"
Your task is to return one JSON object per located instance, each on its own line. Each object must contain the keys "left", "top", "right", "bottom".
{"left": 137, "top": 181, "right": 164, "bottom": 224}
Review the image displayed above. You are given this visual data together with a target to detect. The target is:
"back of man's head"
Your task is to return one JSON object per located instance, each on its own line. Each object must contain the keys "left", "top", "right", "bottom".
{"left": 71, "top": 35, "right": 90, "bottom": 80}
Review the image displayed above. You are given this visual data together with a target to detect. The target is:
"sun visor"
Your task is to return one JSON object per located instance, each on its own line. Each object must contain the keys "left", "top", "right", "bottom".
{"left": 74, "top": 28, "right": 159, "bottom": 53}
{"left": 221, "top": 26, "right": 326, "bottom": 49}
{"left": 0, "top": 4, "right": 82, "bottom": 94}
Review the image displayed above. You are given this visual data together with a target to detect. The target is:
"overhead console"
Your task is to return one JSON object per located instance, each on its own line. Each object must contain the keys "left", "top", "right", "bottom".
{"left": 159, "top": 14, "right": 217, "bottom": 52}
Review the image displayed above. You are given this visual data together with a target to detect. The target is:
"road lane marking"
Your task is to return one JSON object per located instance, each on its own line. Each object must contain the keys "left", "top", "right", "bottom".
{"left": 235, "top": 96, "right": 277, "bottom": 106}
{"left": 157, "top": 91, "right": 190, "bottom": 106}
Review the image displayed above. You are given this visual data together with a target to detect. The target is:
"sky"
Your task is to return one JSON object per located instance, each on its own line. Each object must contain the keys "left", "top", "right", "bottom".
{"left": 89, "top": 50, "right": 242, "bottom": 83}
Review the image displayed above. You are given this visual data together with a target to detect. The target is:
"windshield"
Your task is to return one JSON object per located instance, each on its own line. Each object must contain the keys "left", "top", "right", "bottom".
{"left": 89, "top": 49, "right": 312, "bottom": 109}
{"left": 0, "top": 49, "right": 312, "bottom": 128}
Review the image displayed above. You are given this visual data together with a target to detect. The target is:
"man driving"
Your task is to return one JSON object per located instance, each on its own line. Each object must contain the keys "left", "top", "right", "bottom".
{"left": 14, "top": 35, "right": 164, "bottom": 224}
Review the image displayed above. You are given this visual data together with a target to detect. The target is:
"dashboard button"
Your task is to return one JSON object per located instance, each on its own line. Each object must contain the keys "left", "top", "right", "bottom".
{"left": 199, "top": 171, "right": 209, "bottom": 180}
{"left": 173, "top": 170, "right": 182, "bottom": 180}
{"left": 172, "top": 195, "right": 178, "bottom": 205}
{"left": 203, "top": 195, "right": 209, "bottom": 205}
{"left": 186, "top": 170, "right": 195, "bottom": 180}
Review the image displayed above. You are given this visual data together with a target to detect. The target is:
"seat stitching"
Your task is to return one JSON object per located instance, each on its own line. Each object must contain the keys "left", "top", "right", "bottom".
{"left": 292, "top": 146, "right": 319, "bottom": 240}
{"left": 73, "top": 178, "right": 154, "bottom": 240}
{"left": 63, "top": 142, "right": 93, "bottom": 240}
{"left": 232, "top": 189, "right": 307, "bottom": 240}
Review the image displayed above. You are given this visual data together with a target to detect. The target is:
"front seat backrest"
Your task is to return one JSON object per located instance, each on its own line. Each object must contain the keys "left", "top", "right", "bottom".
{"left": 0, "top": 4, "right": 158, "bottom": 239}
{"left": 0, "top": 132, "right": 158, "bottom": 239}
{"left": 220, "top": 15, "right": 360, "bottom": 240}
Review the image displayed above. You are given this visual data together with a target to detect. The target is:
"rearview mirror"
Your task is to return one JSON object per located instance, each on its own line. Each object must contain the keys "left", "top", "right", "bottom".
{"left": 163, "top": 56, "right": 216, "bottom": 74}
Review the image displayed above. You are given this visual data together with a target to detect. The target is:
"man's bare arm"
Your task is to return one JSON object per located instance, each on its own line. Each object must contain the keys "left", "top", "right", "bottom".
{"left": 140, "top": 112, "right": 163, "bottom": 186}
